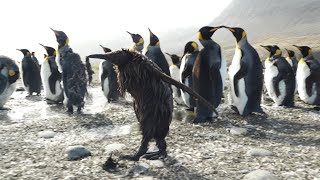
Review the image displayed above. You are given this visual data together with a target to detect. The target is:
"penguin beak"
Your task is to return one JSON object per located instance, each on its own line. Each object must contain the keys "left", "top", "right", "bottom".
{"left": 165, "top": 52, "right": 172, "bottom": 56}
{"left": 148, "top": 28, "right": 154, "bottom": 37}
{"left": 50, "top": 28, "right": 59, "bottom": 35}
{"left": 293, "top": 45, "right": 302, "bottom": 51}
{"left": 260, "top": 45, "right": 271, "bottom": 52}
{"left": 39, "top": 43, "right": 48, "bottom": 50}
{"left": 87, "top": 50, "right": 132, "bottom": 66}
{"left": 126, "top": 31, "right": 133, "bottom": 36}
{"left": 224, "top": 26, "right": 235, "bottom": 32}
{"left": 209, "top": 26, "right": 222, "bottom": 32}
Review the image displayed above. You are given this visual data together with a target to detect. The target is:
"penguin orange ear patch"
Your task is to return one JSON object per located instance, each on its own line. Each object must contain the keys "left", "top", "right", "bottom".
{"left": 9, "top": 70, "right": 15, "bottom": 76}
{"left": 197, "top": 32, "right": 203, "bottom": 41}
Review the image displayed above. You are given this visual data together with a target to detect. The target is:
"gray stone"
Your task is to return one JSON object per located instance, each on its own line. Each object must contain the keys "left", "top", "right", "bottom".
{"left": 132, "top": 162, "right": 149, "bottom": 175}
{"left": 66, "top": 145, "right": 91, "bottom": 160}
{"left": 149, "top": 160, "right": 164, "bottom": 168}
{"left": 105, "top": 143, "right": 125, "bottom": 153}
{"left": 230, "top": 127, "right": 248, "bottom": 135}
{"left": 243, "top": 170, "right": 276, "bottom": 180}
{"left": 136, "top": 176, "right": 154, "bottom": 180}
{"left": 247, "top": 148, "right": 273, "bottom": 157}
{"left": 38, "top": 130, "right": 56, "bottom": 139}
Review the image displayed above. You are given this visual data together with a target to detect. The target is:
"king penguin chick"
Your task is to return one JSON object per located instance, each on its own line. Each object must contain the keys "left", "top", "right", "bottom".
{"left": 293, "top": 45, "right": 320, "bottom": 105}
{"left": 87, "top": 45, "right": 119, "bottom": 102}
{"left": 0, "top": 56, "right": 20, "bottom": 109}
{"left": 51, "top": 28, "right": 87, "bottom": 113}
{"left": 39, "top": 44, "right": 64, "bottom": 104}
{"left": 180, "top": 41, "right": 199, "bottom": 111}
{"left": 87, "top": 49, "right": 216, "bottom": 161}
{"left": 142, "top": 28, "right": 170, "bottom": 76}
{"left": 223, "top": 26, "right": 264, "bottom": 116}
{"left": 17, "top": 49, "right": 42, "bottom": 96}
{"left": 127, "top": 31, "right": 144, "bottom": 53}
{"left": 285, "top": 48, "right": 298, "bottom": 73}
{"left": 192, "top": 26, "right": 226, "bottom": 123}
{"left": 261, "top": 45, "right": 295, "bottom": 107}
{"left": 167, "top": 52, "right": 183, "bottom": 105}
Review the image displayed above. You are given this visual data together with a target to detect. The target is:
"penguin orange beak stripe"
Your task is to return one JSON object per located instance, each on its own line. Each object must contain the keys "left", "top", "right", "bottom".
{"left": 209, "top": 27, "right": 220, "bottom": 32}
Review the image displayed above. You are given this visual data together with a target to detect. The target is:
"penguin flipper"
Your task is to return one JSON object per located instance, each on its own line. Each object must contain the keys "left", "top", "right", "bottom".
{"left": 101, "top": 70, "right": 108, "bottom": 91}
{"left": 210, "top": 66, "right": 223, "bottom": 106}
{"left": 305, "top": 75, "right": 314, "bottom": 97}
{"left": 272, "top": 73, "right": 282, "bottom": 97}
{"left": 49, "top": 73, "right": 59, "bottom": 94}
{"left": 233, "top": 60, "right": 247, "bottom": 97}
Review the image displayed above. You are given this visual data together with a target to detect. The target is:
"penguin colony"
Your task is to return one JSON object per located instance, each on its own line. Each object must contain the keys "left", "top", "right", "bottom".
{"left": 1, "top": 26, "right": 320, "bottom": 161}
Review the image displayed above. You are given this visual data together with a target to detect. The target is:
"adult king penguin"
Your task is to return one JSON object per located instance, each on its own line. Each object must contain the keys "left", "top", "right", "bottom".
{"left": 0, "top": 56, "right": 19, "bottom": 109}
{"left": 285, "top": 48, "right": 298, "bottom": 73}
{"left": 17, "top": 49, "right": 42, "bottom": 96}
{"left": 127, "top": 31, "right": 144, "bottom": 53}
{"left": 193, "top": 26, "right": 226, "bottom": 123}
{"left": 261, "top": 45, "right": 295, "bottom": 107}
{"left": 166, "top": 52, "right": 183, "bottom": 105}
{"left": 223, "top": 26, "right": 263, "bottom": 115}
{"left": 39, "top": 44, "right": 64, "bottom": 104}
{"left": 293, "top": 45, "right": 320, "bottom": 105}
{"left": 180, "top": 41, "right": 199, "bottom": 111}
{"left": 51, "top": 28, "right": 87, "bottom": 113}
{"left": 142, "top": 28, "right": 170, "bottom": 76}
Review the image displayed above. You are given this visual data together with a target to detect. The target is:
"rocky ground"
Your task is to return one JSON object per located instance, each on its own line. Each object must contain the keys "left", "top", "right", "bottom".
{"left": 0, "top": 82, "right": 320, "bottom": 180}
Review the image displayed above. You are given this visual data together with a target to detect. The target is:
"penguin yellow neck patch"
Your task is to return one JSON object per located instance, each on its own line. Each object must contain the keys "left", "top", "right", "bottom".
{"left": 156, "top": 41, "right": 160, "bottom": 46}
{"left": 138, "top": 38, "right": 144, "bottom": 44}
{"left": 9, "top": 70, "right": 15, "bottom": 76}
{"left": 242, "top": 31, "right": 246, "bottom": 39}
{"left": 44, "top": 57, "right": 49, "bottom": 62}
{"left": 65, "top": 38, "right": 69, "bottom": 46}
{"left": 299, "top": 58, "right": 305, "bottom": 64}
{"left": 197, "top": 32, "right": 203, "bottom": 41}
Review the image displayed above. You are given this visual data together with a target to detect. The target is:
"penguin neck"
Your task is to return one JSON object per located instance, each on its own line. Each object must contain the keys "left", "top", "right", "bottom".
{"left": 236, "top": 37, "right": 248, "bottom": 49}
{"left": 135, "top": 43, "right": 144, "bottom": 52}
{"left": 304, "top": 54, "right": 314, "bottom": 60}
{"left": 200, "top": 39, "right": 217, "bottom": 48}
{"left": 58, "top": 45, "right": 73, "bottom": 57}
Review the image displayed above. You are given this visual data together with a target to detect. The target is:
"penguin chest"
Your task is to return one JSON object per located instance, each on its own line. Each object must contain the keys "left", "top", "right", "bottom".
{"left": 0, "top": 82, "right": 16, "bottom": 107}
{"left": 229, "top": 48, "right": 248, "bottom": 115}
{"left": 169, "top": 65, "right": 180, "bottom": 97}
{"left": 286, "top": 57, "right": 293, "bottom": 67}
{"left": 179, "top": 55, "right": 192, "bottom": 107}
{"left": 296, "top": 62, "right": 317, "bottom": 104}
{"left": 264, "top": 62, "right": 286, "bottom": 105}
{"left": 102, "top": 78, "right": 110, "bottom": 98}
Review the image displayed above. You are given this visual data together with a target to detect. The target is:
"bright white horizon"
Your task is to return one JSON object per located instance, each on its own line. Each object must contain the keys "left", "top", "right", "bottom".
{"left": 0, "top": 0, "right": 231, "bottom": 61}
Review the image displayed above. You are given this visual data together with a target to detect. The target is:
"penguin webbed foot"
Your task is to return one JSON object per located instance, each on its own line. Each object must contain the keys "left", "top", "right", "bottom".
{"left": 193, "top": 116, "right": 213, "bottom": 124}
{"left": 122, "top": 145, "right": 148, "bottom": 161}
{"left": 143, "top": 150, "right": 167, "bottom": 160}
{"left": 67, "top": 106, "right": 73, "bottom": 113}
{"left": 185, "top": 107, "right": 195, "bottom": 112}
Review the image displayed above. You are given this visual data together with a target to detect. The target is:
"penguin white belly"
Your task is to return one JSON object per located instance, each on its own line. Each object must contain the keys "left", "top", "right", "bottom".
{"left": 229, "top": 48, "right": 248, "bottom": 115}
{"left": 102, "top": 78, "right": 110, "bottom": 98}
{"left": 55, "top": 52, "right": 63, "bottom": 73}
{"left": 220, "top": 47, "right": 227, "bottom": 89}
{"left": 0, "top": 83, "right": 16, "bottom": 107}
{"left": 296, "top": 62, "right": 317, "bottom": 104}
{"left": 170, "top": 65, "right": 183, "bottom": 105}
{"left": 179, "top": 54, "right": 192, "bottom": 107}
{"left": 264, "top": 61, "right": 285, "bottom": 105}
{"left": 286, "top": 57, "right": 293, "bottom": 67}
{"left": 41, "top": 61, "right": 54, "bottom": 99}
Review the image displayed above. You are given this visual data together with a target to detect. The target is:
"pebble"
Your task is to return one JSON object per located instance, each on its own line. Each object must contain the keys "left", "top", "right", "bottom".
{"left": 149, "top": 160, "right": 164, "bottom": 168}
{"left": 230, "top": 127, "right": 248, "bottom": 135}
{"left": 38, "top": 130, "right": 56, "bottom": 139}
{"left": 243, "top": 170, "right": 276, "bottom": 180}
{"left": 136, "top": 176, "right": 154, "bottom": 180}
{"left": 105, "top": 143, "right": 125, "bottom": 153}
{"left": 132, "top": 162, "right": 149, "bottom": 175}
{"left": 66, "top": 145, "right": 91, "bottom": 160}
{"left": 247, "top": 148, "right": 273, "bottom": 157}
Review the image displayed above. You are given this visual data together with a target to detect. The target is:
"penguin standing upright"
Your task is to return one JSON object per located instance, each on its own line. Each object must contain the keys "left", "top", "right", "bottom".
{"left": 180, "top": 41, "right": 199, "bottom": 111}
{"left": 142, "top": 28, "right": 170, "bottom": 76}
{"left": 31, "top": 52, "right": 40, "bottom": 68}
{"left": 127, "top": 31, "right": 144, "bottom": 53}
{"left": 0, "top": 56, "right": 19, "bottom": 109}
{"left": 261, "top": 45, "right": 295, "bottom": 107}
{"left": 166, "top": 53, "right": 183, "bottom": 105}
{"left": 293, "top": 45, "right": 320, "bottom": 105}
{"left": 87, "top": 45, "right": 119, "bottom": 102}
{"left": 223, "top": 26, "right": 263, "bottom": 115}
{"left": 17, "top": 49, "right": 42, "bottom": 96}
{"left": 51, "top": 28, "right": 87, "bottom": 112}
{"left": 193, "top": 26, "right": 226, "bottom": 123}
{"left": 39, "top": 44, "right": 64, "bottom": 104}
{"left": 285, "top": 48, "right": 298, "bottom": 73}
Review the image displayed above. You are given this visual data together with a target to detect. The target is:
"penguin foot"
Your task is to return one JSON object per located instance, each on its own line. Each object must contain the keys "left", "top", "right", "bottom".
{"left": 185, "top": 107, "right": 194, "bottom": 112}
{"left": 122, "top": 154, "right": 140, "bottom": 161}
{"left": 230, "top": 105, "right": 239, "bottom": 114}
{"left": 193, "top": 117, "right": 210, "bottom": 124}
{"left": 67, "top": 107, "right": 73, "bottom": 113}
{"left": 143, "top": 150, "right": 167, "bottom": 160}
{"left": 0, "top": 107, "right": 11, "bottom": 110}
{"left": 46, "top": 99, "right": 59, "bottom": 104}
{"left": 102, "top": 156, "right": 118, "bottom": 172}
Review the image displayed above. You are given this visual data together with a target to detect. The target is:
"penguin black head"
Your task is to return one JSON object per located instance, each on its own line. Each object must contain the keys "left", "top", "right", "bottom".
{"left": 87, "top": 49, "right": 134, "bottom": 66}
{"left": 17, "top": 49, "right": 31, "bottom": 57}
{"left": 99, "top": 45, "right": 112, "bottom": 53}
{"left": 197, "top": 26, "right": 222, "bottom": 41}
{"left": 39, "top": 44, "right": 56, "bottom": 57}
{"left": 285, "top": 49, "right": 295, "bottom": 58}
{"left": 148, "top": 28, "right": 160, "bottom": 46}
{"left": 50, "top": 28, "right": 69, "bottom": 48}
{"left": 127, "top": 31, "right": 144, "bottom": 44}
{"left": 183, "top": 41, "right": 198, "bottom": 55}
{"left": 223, "top": 26, "right": 247, "bottom": 42}
{"left": 261, "top": 45, "right": 282, "bottom": 57}
{"left": 293, "top": 45, "right": 312, "bottom": 58}
{"left": 165, "top": 53, "right": 180, "bottom": 65}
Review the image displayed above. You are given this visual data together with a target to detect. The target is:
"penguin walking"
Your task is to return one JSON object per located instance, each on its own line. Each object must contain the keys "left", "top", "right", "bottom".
{"left": 285, "top": 48, "right": 298, "bottom": 73}
{"left": 17, "top": 49, "right": 42, "bottom": 96}
{"left": 261, "top": 45, "right": 295, "bottom": 107}
{"left": 293, "top": 45, "right": 320, "bottom": 105}
{"left": 0, "top": 56, "right": 20, "bottom": 109}
{"left": 223, "top": 26, "right": 263, "bottom": 115}
{"left": 166, "top": 53, "right": 183, "bottom": 105}
{"left": 180, "top": 41, "right": 199, "bottom": 111}
{"left": 87, "top": 45, "right": 119, "bottom": 102}
{"left": 192, "top": 26, "right": 226, "bottom": 123}
{"left": 51, "top": 28, "right": 87, "bottom": 113}
{"left": 142, "top": 28, "right": 170, "bottom": 76}
{"left": 39, "top": 44, "right": 64, "bottom": 104}
{"left": 127, "top": 31, "right": 144, "bottom": 53}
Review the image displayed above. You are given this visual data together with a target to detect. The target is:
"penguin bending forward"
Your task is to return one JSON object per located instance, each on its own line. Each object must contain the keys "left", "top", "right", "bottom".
{"left": 87, "top": 49, "right": 217, "bottom": 161}
{"left": 0, "top": 56, "right": 19, "bottom": 109}
{"left": 293, "top": 45, "right": 320, "bottom": 105}
{"left": 17, "top": 49, "right": 42, "bottom": 96}
{"left": 39, "top": 44, "right": 64, "bottom": 104}
{"left": 51, "top": 28, "right": 87, "bottom": 113}
{"left": 180, "top": 41, "right": 199, "bottom": 111}
{"left": 223, "top": 26, "right": 263, "bottom": 115}
{"left": 192, "top": 26, "right": 226, "bottom": 123}
{"left": 261, "top": 45, "right": 295, "bottom": 107}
